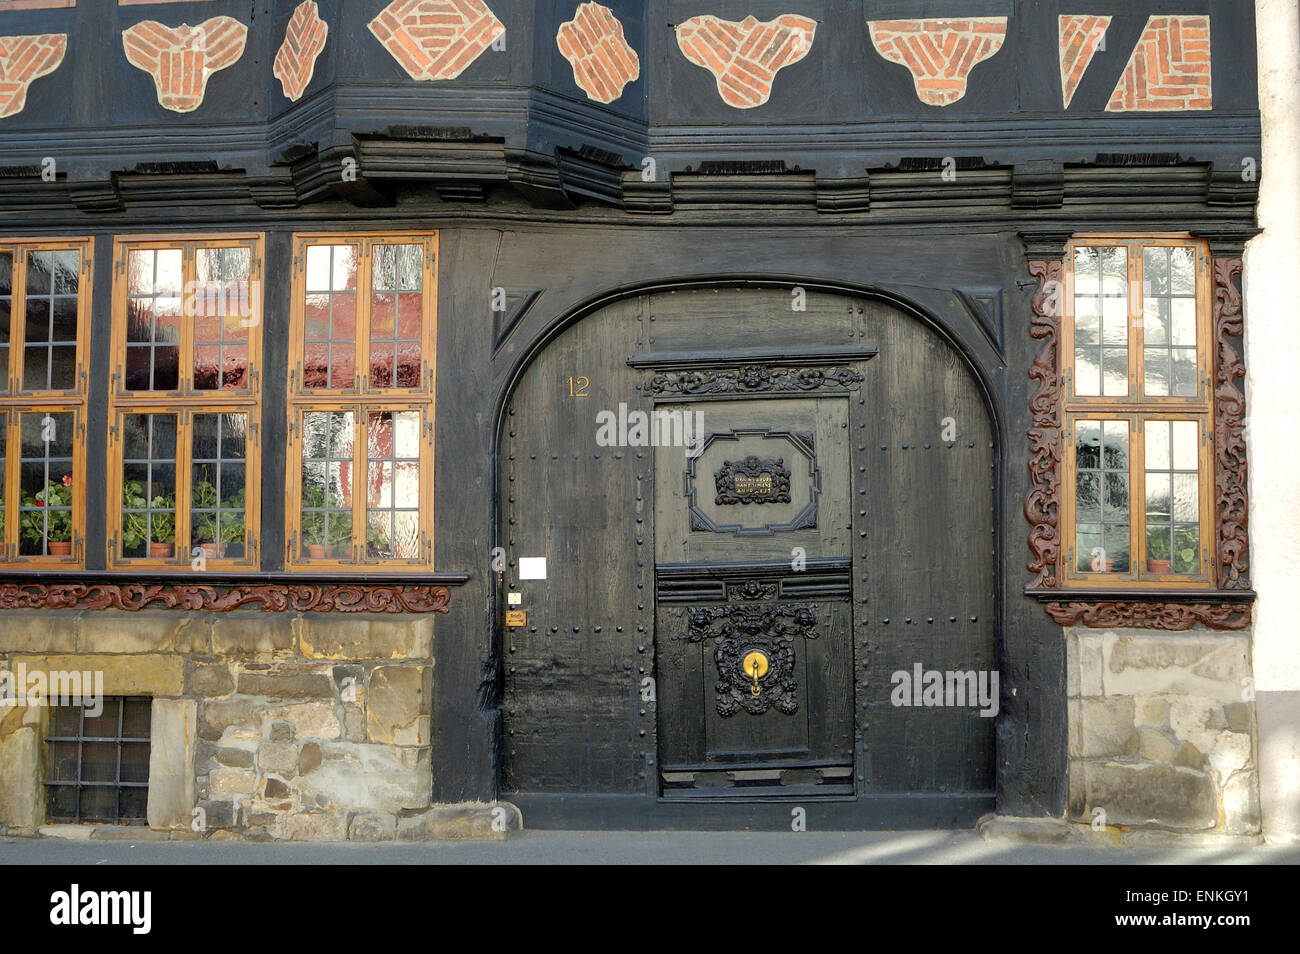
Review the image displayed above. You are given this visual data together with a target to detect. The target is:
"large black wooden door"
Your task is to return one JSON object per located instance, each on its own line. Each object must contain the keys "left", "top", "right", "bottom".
{"left": 651, "top": 391, "right": 859, "bottom": 797}
{"left": 500, "top": 284, "right": 997, "bottom": 826}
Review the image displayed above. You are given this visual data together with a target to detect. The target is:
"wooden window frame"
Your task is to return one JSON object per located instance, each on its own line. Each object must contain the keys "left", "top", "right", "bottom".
{"left": 286, "top": 232, "right": 437, "bottom": 573}
{"left": 0, "top": 237, "right": 92, "bottom": 567}
{"left": 106, "top": 233, "right": 263, "bottom": 570}
{"left": 1060, "top": 235, "right": 1215, "bottom": 589}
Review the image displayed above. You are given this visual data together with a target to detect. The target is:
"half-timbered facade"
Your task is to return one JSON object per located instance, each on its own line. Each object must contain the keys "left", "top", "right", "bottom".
{"left": 0, "top": 0, "right": 1287, "bottom": 841}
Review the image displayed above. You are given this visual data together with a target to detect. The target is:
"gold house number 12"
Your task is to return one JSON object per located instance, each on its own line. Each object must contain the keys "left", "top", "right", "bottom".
{"left": 568, "top": 376, "right": 590, "bottom": 397}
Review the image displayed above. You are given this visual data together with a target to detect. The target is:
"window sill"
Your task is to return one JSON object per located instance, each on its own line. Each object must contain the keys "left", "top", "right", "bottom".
{"left": 1025, "top": 587, "right": 1255, "bottom": 602}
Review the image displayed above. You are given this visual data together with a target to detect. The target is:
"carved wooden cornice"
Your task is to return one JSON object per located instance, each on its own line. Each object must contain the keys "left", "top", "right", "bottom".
{"left": 1213, "top": 258, "right": 1250, "bottom": 589}
{"left": 1025, "top": 259, "right": 1064, "bottom": 590}
{"left": 0, "top": 583, "right": 451, "bottom": 614}
{"left": 1045, "top": 600, "right": 1251, "bottom": 632}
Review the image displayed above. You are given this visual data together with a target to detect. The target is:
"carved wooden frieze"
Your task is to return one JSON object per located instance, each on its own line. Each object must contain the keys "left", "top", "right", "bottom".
{"left": 1045, "top": 600, "right": 1250, "bottom": 632}
{"left": 0, "top": 583, "right": 451, "bottom": 614}
{"left": 715, "top": 455, "right": 792, "bottom": 505}
{"left": 1213, "top": 258, "right": 1250, "bottom": 590}
{"left": 682, "top": 603, "right": 818, "bottom": 716}
{"left": 644, "top": 365, "right": 864, "bottom": 397}
{"left": 1026, "top": 259, "right": 1064, "bottom": 590}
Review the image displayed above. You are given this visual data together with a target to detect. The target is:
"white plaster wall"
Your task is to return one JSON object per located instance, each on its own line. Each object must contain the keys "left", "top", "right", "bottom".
{"left": 1247, "top": 0, "right": 1300, "bottom": 841}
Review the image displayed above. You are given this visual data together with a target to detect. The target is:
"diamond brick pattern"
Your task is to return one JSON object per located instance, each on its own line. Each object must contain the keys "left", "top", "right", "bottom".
{"left": 556, "top": 2, "right": 639, "bottom": 104}
{"left": 1107, "top": 15, "right": 1212, "bottom": 112}
{"left": 274, "top": 1, "right": 329, "bottom": 102}
{"left": 122, "top": 16, "right": 249, "bottom": 113}
{"left": 675, "top": 13, "right": 816, "bottom": 109}
{"left": 868, "top": 17, "right": 1007, "bottom": 106}
{"left": 1059, "top": 14, "right": 1110, "bottom": 109}
{"left": 368, "top": 0, "right": 505, "bottom": 82}
{"left": 0, "top": 32, "right": 66, "bottom": 119}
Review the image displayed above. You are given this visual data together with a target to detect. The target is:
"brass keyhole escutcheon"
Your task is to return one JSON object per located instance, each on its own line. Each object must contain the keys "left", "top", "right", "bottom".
{"left": 743, "top": 651, "right": 769, "bottom": 696}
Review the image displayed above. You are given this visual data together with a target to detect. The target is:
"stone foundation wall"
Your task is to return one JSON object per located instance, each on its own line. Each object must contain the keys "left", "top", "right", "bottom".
{"left": 0, "top": 609, "right": 450, "bottom": 841}
{"left": 1067, "top": 627, "right": 1260, "bottom": 834}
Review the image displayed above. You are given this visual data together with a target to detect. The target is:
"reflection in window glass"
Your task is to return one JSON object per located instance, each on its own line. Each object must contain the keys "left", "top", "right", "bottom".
{"left": 190, "top": 413, "right": 247, "bottom": 559}
{"left": 22, "top": 249, "right": 79, "bottom": 391}
{"left": 1076, "top": 419, "right": 1130, "bottom": 572}
{"left": 303, "top": 246, "right": 358, "bottom": 390}
{"left": 17, "top": 411, "right": 73, "bottom": 557}
{"left": 1073, "top": 246, "right": 1129, "bottom": 397}
{"left": 369, "top": 245, "right": 424, "bottom": 389}
{"left": 0, "top": 251, "right": 11, "bottom": 387}
{"left": 124, "top": 249, "right": 182, "bottom": 391}
{"left": 366, "top": 410, "right": 421, "bottom": 559}
{"left": 193, "top": 247, "right": 252, "bottom": 391}
{"left": 1145, "top": 420, "right": 1200, "bottom": 574}
{"left": 1143, "top": 247, "right": 1198, "bottom": 397}
{"left": 301, "top": 410, "right": 354, "bottom": 558}
{"left": 120, "top": 413, "right": 178, "bottom": 559}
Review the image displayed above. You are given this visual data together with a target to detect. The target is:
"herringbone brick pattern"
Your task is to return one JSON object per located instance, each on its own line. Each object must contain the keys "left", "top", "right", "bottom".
{"left": 122, "top": 16, "right": 248, "bottom": 113}
{"left": 556, "top": 2, "right": 638, "bottom": 104}
{"left": 868, "top": 17, "right": 1007, "bottom": 106}
{"left": 0, "top": 32, "right": 66, "bottom": 119}
{"left": 368, "top": 0, "right": 504, "bottom": 82}
{"left": 274, "top": 1, "right": 329, "bottom": 102}
{"left": 1059, "top": 14, "right": 1110, "bottom": 109}
{"left": 675, "top": 13, "right": 815, "bottom": 109}
{"left": 1107, "top": 15, "right": 1211, "bottom": 111}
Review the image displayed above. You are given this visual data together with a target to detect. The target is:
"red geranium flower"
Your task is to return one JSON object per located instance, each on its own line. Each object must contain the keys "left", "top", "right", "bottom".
{"left": 61, "top": 475, "right": 73, "bottom": 488}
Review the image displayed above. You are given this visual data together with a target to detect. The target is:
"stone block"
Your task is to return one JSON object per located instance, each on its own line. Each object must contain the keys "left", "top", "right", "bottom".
{"left": 187, "top": 662, "right": 234, "bottom": 697}
{"left": 0, "top": 725, "right": 40, "bottom": 829}
{"left": 298, "top": 742, "right": 322, "bottom": 775}
{"left": 0, "top": 613, "right": 77, "bottom": 653}
{"left": 1076, "top": 632, "right": 1106, "bottom": 697}
{"left": 301, "top": 615, "right": 433, "bottom": 660}
{"left": 1138, "top": 727, "right": 1176, "bottom": 763}
{"left": 1135, "top": 694, "right": 1168, "bottom": 728}
{"left": 211, "top": 615, "right": 295, "bottom": 655}
{"left": 13, "top": 653, "right": 184, "bottom": 696}
{"left": 1173, "top": 742, "right": 1205, "bottom": 770}
{"left": 397, "top": 802, "right": 521, "bottom": 842}
{"left": 977, "top": 814, "right": 1082, "bottom": 845}
{"left": 215, "top": 747, "right": 253, "bottom": 768}
{"left": 270, "top": 721, "right": 294, "bottom": 741}
{"left": 236, "top": 666, "right": 333, "bottom": 699}
{"left": 1103, "top": 634, "right": 1248, "bottom": 700}
{"left": 1079, "top": 761, "right": 1217, "bottom": 829}
{"left": 366, "top": 666, "right": 432, "bottom": 745}
{"left": 260, "top": 702, "right": 340, "bottom": 740}
{"left": 1222, "top": 770, "right": 1262, "bottom": 835}
{"left": 348, "top": 812, "right": 397, "bottom": 841}
{"left": 146, "top": 699, "right": 197, "bottom": 830}
{"left": 209, "top": 768, "right": 256, "bottom": 796}
{"left": 202, "top": 698, "right": 253, "bottom": 730}
{"left": 258, "top": 741, "right": 298, "bottom": 776}
{"left": 343, "top": 705, "right": 366, "bottom": 742}
{"left": 1077, "top": 697, "right": 1138, "bottom": 758}
{"left": 263, "top": 777, "right": 291, "bottom": 799}
{"left": 1223, "top": 702, "right": 1253, "bottom": 733}
{"left": 278, "top": 812, "right": 347, "bottom": 842}
{"left": 294, "top": 742, "right": 431, "bottom": 814}
{"left": 1169, "top": 698, "right": 1228, "bottom": 754}
{"left": 77, "top": 612, "right": 206, "bottom": 654}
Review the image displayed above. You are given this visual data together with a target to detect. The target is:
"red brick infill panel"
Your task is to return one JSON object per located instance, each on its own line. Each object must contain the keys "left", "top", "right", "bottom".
{"left": 368, "top": 0, "right": 504, "bottom": 82}
{"left": 868, "top": 17, "right": 1007, "bottom": 107}
{"left": 0, "top": 33, "right": 67, "bottom": 119}
{"left": 675, "top": 13, "right": 816, "bottom": 109}
{"left": 1107, "top": 14, "right": 1212, "bottom": 111}
{"left": 274, "top": 0, "right": 329, "bottom": 102}
{"left": 121, "top": 16, "right": 249, "bottom": 113}
{"left": 1059, "top": 14, "right": 1110, "bottom": 109}
{"left": 556, "top": 1, "right": 639, "bottom": 104}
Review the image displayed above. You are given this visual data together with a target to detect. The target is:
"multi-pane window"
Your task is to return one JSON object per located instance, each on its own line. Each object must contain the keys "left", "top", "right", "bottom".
{"left": 46, "top": 698, "right": 151, "bottom": 826}
{"left": 287, "top": 233, "right": 436, "bottom": 570}
{"left": 0, "top": 238, "right": 90, "bottom": 564}
{"left": 1062, "top": 237, "right": 1213, "bottom": 587}
{"left": 107, "top": 235, "right": 262, "bottom": 567}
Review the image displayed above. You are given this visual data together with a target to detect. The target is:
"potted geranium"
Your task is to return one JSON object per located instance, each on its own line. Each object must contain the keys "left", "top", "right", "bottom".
{"left": 148, "top": 495, "right": 176, "bottom": 559}
{"left": 302, "top": 482, "right": 327, "bottom": 558}
{"left": 1147, "top": 533, "right": 1172, "bottom": 574}
{"left": 21, "top": 475, "right": 73, "bottom": 556}
{"left": 220, "top": 487, "right": 247, "bottom": 558}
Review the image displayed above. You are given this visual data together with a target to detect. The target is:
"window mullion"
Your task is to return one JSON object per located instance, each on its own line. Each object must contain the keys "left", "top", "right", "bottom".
{"left": 9, "top": 248, "right": 27, "bottom": 394}
{"left": 357, "top": 243, "right": 374, "bottom": 394}
{"left": 1131, "top": 241, "right": 1144, "bottom": 404}
{"left": 175, "top": 408, "right": 193, "bottom": 566}
{"left": 354, "top": 408, "right": 367, "bottom": 564}
{"left": 1132, "top": 418, "right": 1146, "bottom": 582}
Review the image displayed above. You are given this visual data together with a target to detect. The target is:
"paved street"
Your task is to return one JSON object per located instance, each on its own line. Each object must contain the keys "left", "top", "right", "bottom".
{"left": 3, "top": 830, "right": 1298, "bottom": 865}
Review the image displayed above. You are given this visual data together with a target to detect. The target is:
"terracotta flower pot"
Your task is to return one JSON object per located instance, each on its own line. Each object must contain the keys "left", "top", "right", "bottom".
{"left": 48, "top": 541, "right": 72, "bottom": 556}
{"left": 200, "top": 542, "right": 221, "bottom": 560}
{"left": 308, "top": 543, "right": 326, "bottom": 559}
{"left": 150, "top": 542, "right": 174, "bottom": 559}
{"left": 1147, "top": 559, "right": 1172, "bottom": 574}
{"left": 1089, "top": 558, "right": 1114, "bottom": 573}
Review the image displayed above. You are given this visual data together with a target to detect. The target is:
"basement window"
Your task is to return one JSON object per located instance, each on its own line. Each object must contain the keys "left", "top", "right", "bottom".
{"left": 45, "top": 696, "right": 152, "bottom": 825}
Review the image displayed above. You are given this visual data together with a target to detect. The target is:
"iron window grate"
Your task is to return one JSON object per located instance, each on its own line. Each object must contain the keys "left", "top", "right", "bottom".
{"left": 44, "top": 696, "right": 152, "bottom": 825}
